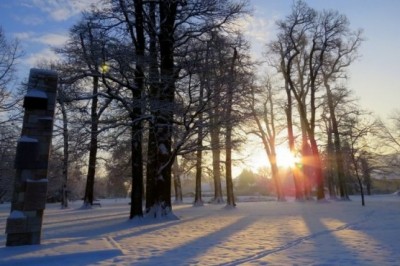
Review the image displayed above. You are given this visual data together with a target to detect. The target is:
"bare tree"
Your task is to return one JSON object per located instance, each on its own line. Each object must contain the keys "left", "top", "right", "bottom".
{"left": 341, "top": 111, "right": 379, "bottom": 206}
{"left": 249, "top": 77, "right": 285, "bottom": 201}
{"left": 270, "top": 1, "right": 362, "bottom": 200}
{"left": 378, "top": 110, "right": 400, "bottom": 155}
{"left": 0, "top": 27, "right": 22, "bottom": 120}
{"left": 268, "top": 1, "right": 316, "bottom": 200}
{"left": 320, "top": 17, "right": 363, "bottom": 200}
{"left": 0, "top": 28, "right": 24, "bottom": 202}
{"left": 144, "top": 0, "right": 248, "bottom": 216}
{"left": 56, "top": 0, "right": 248, "bottom": 218}
{"left": 55, "top": 18, "right": 114, "bottom": 208}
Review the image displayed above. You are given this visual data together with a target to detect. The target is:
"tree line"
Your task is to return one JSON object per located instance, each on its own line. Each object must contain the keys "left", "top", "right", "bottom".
{"left": 1, "top": 0, "right": 400, "bottom": 217}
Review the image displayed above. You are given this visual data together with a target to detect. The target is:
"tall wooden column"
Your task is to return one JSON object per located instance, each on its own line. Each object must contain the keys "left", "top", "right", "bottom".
{"left": 6, "top": 68, "right": 57, "bottom": 246}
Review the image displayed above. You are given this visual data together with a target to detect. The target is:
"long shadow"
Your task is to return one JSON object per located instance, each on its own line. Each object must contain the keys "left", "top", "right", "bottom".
{"left": 0, "top": 206, "right": 203, "bottom": 261}
{"left": 0, "top": 212, "right": 127, "bottom": 247}
{"left": 113, "top": 214, "right": 205, "bottom": 242}
{"left": 219, "top": 201, "right": 365, "bottom": 265}
{"left": 0, "top": 248, "right": 122, "bottom": 266}
{"left": 0, "top": 217, "right": 179, "bottom": 262}
{"left": 42, "top": 212, "right": 127, "bottom": 232}
{"left": 43, "top": 205, "right": 198, "bottom": 240}
{"left": 133, "top": 213, "right": 258, "bottom": 266}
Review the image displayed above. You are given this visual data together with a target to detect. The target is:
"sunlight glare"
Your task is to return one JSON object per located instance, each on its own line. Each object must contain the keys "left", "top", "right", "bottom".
{"left": 100, "top": 63, "right": 109, "bottom": 74}
{"left": 244, "top": 146, "right": 299, "bottom": 173}
{"left": 276, "top": 147, "right": 299, "bottom": 168}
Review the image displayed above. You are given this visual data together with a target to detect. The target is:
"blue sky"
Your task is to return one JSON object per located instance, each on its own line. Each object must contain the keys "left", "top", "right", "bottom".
{"left": 0, "top": 0, "right": 399, "bottom": 118}
{"left": 249, "top": 0, "right": 400, "bottom": 119}
{"left": 0, "top": 0, "right": 99, "bottom": 70}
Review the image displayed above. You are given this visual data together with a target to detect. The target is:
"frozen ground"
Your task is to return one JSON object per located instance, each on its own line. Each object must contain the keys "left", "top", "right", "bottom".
{"left": 0, "top": 194, "right": 399, "bottom": 265}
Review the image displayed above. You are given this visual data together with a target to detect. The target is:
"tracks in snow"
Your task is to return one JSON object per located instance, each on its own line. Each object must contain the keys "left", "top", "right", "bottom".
{"left": 220, "top": 210, "right": 375, "bottom": 266}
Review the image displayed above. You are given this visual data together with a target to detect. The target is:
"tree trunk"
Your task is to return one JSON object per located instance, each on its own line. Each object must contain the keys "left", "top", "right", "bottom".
{"left": 130, "top": 123, "right": 143, "bottom": 218}
{"left": 210, "top": 126, "right": 224, "bottom": 203}
{"left": 284, "top": 81, "right": 303, "bottom": 200}
{"left": 309, "top": 137, "right": 325, "bottom": 200}
{"left": 325, "top": 82, "right": 348, "bottom": 200}
{"left": 146, "top": 0, "right": 178, "bottom": 217}
{"left": 194, "top": 110, "right": 204, "bottom": 206}
{"left": 225, "top": 125, "right": 235, "bottom": 207}
{"left": 194, "top": 140, "right": 203, "bottom": 206}
{"left": 172, "top": 160, "right": 182, "bottom": 203}
{"left": 251, "top": 92, "right": 285, "bottom": 201}
{"left": 60, "top": 98, "right": 69, "bottom": 209}
{"left": 293, "top": 89, "right": 325, "bottom": 200}
{"left": 145, "top": 1, "right": 159, "bottom": 213}
{"left": 356, "top": 171, "right": 365, "bottom": 206}
{"left": 146, "top": 130, "right": 157, "bottom": 212}
{"left": 326, "top": 126, "right": 337, "bottom": 199}
{"left": 225, "top": 48, "right": 238, "bottom": 207}
{"left": 83, "top": 76, "right": 99, "bottom": 207}
{"left": 128, "top": 0, "right": 145, "bottom": 219}
{"left": 270, "top": 158, "right": 285, "bottom": 201}
{"left": 300, "top": 123, "right": 312, "bottom": 200}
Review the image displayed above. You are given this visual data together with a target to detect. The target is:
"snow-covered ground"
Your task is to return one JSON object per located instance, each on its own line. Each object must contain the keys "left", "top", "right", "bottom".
{"left": 0, "top": 194, "right": 399, "bottom": 265}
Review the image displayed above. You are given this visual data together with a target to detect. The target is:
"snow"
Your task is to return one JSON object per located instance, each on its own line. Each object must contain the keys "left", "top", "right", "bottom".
{"left": 0, "top": 195, "right": 399, "bottom": 265}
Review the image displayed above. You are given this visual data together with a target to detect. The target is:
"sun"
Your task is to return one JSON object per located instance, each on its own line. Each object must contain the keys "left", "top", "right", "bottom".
{"left": 100, "top": 63, "right": 109, "bottom": 74}
{"left": 275, "top": 147, "right": 299, "bottom": 168}
{"left": 242, "top": 146, "right": 299, "bottom": 173}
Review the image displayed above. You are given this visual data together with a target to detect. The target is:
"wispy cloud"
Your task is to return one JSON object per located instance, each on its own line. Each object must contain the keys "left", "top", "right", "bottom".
{"left": 13, "top": 32, "right": 35, "bottom": 41}
{"left": 12, "top": 14, "right": 44, "bottom": 26}
{"left": 33, "top": 33, "right": 69, "bottom": 46}
{"left": 230, "top": 14, "right": 276, "bottom": 62}
{"left": 14, "top": 32, "right": 68, "bottom": 47}
{"left": 26, "top": 48, "right": 60, "bottom": 67}
{"left": 240, "top": 15, "right": 275, "bottom": 43}
{"left": 30, "top": 0, "right": 102, "bottom": 21}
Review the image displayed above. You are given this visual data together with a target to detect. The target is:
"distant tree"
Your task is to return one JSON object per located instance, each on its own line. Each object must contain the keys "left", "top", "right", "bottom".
{"left": 377, "top": 110, "right": 400, "bottom": 172}
{"left": 105, "top": 137, "right": 131, "bottom": 198}
{"left": 0, "top": 27, "right": 22, "bottom": 203}
{"left": 172, "top": 158, "right": 184, "bottom": 203}
{"left": 55, "top": 18, "right": 115, "bottom": 208}
{"left": 320, "top": 18, "right": 363, "bottom": 200}
{"left": 0, "top": 124, "right": 17, "bottom": 202}
{"left": 56, "top": 83, "right": 73, "bottom": 208}
{"left": 248, "top": 77, "right": 285, "bottom": 201}
{"left": 360, "top": 152, "right": 373, "bottom": 195}
{"left": 235, "top": 169, "right": 257, "bottom": 194}
{"left": 341, "top": 111, "right": 379, "bottom": 206}
{"left": 0, "top": 27, "right": 22, "bottom": 120}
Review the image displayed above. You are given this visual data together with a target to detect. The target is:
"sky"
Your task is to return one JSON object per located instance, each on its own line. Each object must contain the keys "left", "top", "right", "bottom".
{"left": 1, "top": 195, "right": 400, "bottom": 265}
{"left": 0, "top": 0, "right": 399, "bottom": 174}
{"left": 0, "top": 0, "right": 399, "bottom": 117}
{"left": 247, "top": 0, "right": 400, "bottom": 120}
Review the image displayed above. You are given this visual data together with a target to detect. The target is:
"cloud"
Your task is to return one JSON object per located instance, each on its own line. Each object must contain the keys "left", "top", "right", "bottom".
{"left": 13, "top": 32, "right": 68, "bottom": 47}
{"left": 229, "top": 14, "right": 276, "bottom": 62}
{"left": 33, "top": 33, "right": 69, "bottom": 46}
{"left": 26, "top": 48, "right": 60, "bottom": 67}
{"left": 239, "top": 15, "right": 275, "bottom": 43}
{"left": 12, "top": 14, "right": 44, "bottom": 26}
{"left": 30, "top": 0, "right": 102, "bottom": 21}
{"left": 13, "top": 32, "right": 35, "bottom": 41}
